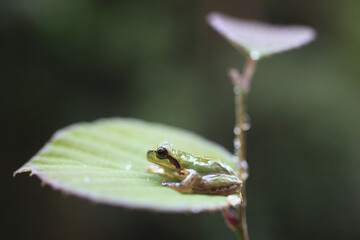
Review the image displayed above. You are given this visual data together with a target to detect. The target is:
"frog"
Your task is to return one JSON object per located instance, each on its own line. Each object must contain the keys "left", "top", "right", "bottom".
{"left": 146, "top": 143, "right": 242, "bottom": 196}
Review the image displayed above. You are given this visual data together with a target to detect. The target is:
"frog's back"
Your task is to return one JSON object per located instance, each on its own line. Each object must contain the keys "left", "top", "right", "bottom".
{"left": 178, "top": 151, "right": 236, "bottom": 175}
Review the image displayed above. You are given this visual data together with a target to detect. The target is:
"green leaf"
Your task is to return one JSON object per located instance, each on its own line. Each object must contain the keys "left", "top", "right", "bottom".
{"left": 15, "top": 118, "right": 239, "bottom": 213}
{"left": 207, "top": 12, "right": 316, "bottom": 60}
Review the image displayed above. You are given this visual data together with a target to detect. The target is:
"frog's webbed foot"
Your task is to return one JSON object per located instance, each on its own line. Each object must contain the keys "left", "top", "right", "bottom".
{"left": 147, "top": 165, "right": 176, "bottom": 179}
{"left": 162, "top": 181, "right": 193, "bottom": 193}
{"left": 162, "top": 169, "right": 200, "bottom": 194}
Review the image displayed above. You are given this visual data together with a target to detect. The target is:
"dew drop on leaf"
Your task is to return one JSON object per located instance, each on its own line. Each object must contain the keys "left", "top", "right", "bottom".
{"left": 125, "top": 163, "right": 132, "bottom": 170}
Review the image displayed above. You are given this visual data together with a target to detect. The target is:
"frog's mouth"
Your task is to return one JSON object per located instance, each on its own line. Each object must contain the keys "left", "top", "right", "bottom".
{"left": 146, "top": 149, "right": 156, "bottom": 162}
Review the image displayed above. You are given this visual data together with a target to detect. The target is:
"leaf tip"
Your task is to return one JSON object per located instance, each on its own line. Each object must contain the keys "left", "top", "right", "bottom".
{"left": 206, "top": 11, "right": 219, "bottom": 25}
{"left": 206, "top": 11, "right": 227, "bottom": 36}
{"left": 13, "top": 167, "right": 31, "bottom": 177}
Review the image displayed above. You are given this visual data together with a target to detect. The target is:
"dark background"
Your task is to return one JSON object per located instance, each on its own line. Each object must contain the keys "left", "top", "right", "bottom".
{"left": 2, "top": 0, "right": 359, "bottom": 239}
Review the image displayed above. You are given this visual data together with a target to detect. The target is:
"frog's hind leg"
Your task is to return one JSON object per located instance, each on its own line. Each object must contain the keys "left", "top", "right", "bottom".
{"left": 193, "top": 174, "right": 242, "bottom": 196}
{"left": 162, "top": 169, "right": 200, "bottom": 194}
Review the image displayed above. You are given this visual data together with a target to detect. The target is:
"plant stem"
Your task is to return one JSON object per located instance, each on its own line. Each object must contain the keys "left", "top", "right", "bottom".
{"left": 230, "top": 57, "right": 257, "bottom": 240}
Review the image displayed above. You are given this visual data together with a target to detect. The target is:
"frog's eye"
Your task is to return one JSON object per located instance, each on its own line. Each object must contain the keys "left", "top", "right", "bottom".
{"left": 156, "top": 147, "right": 168, "bottom": 159}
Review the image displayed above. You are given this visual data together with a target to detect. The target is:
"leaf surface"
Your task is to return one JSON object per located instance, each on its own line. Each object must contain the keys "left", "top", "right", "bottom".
{"left": 207, "top": 12, "right": 316, "bottom": 60}
{"left": 15, "top": 118, "right": 238, "bottom": 213}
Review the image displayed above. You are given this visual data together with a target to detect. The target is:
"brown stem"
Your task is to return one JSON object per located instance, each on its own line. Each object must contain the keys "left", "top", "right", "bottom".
{"left": 241, "top": 57, "right": 256, "bottom": 94}
{"left": 229, "top": 57, "right": 257, "bottom": 240}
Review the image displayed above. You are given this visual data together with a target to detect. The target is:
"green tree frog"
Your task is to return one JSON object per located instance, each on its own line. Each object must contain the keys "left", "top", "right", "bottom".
{"left": 147, "top": 143, "right": 242, "bottom": 196}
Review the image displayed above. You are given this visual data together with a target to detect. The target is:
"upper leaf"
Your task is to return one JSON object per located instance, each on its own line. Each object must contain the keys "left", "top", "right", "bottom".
{"left": 207, "top": 12, "right": 316, "bottom": 60}
{"left": 15, "top": 118, "right": 238, "bottom": 213}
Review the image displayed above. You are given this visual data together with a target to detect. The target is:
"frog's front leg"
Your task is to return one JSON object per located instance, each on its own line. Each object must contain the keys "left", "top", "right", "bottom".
{"left": 147, "top": 165, "right": 176, "bottom": 179}
{"left": 162, "top": 169, "right": 200, "bottom": 194}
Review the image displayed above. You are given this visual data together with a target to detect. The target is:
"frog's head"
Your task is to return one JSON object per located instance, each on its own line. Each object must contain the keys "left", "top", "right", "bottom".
{"left": 147, "top": 145, "right": 181, "bottom": 170}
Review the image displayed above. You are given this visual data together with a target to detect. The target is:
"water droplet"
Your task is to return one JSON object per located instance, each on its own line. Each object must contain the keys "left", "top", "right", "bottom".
{"left": 250, "top": 51, "right": 260, "bottom": 60}
{"left": 84, "top": 177, "right": 90, "bottom": 183}
{"left": 237, "top": 160, "right": 248, "bottom": 171}
{"left": 237, "top": 161, "right": 249, "bottom": 181}
{"left": 191, "top": 206, "right": 201, "bottom": 214}
{"left": 233, "top": 138, "right": 241, "bottom": 149}
{"left": 241, "top": 114, "right": 251, "bottom": 131}
{"left": 233, "top": 127, "right": 241, "bottom": 135}
{"left": 125, "top": 163, "right": 132, "bottom": 170}
{"left": 233, "top": 85, "right": 241, "bottom": 95}
{"left": 227, "top": 194, "right": 242, "bottom": 206}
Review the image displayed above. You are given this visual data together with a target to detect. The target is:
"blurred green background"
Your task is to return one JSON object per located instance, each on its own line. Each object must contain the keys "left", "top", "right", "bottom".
{"left": 2, "top": 0, "right": 359, "bottom": 239}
